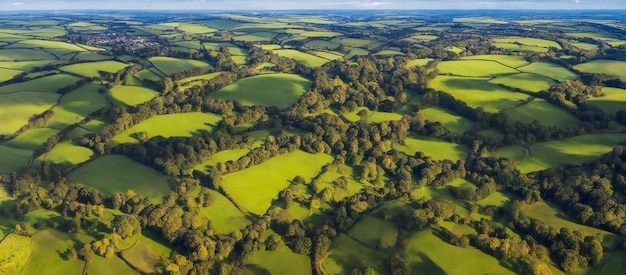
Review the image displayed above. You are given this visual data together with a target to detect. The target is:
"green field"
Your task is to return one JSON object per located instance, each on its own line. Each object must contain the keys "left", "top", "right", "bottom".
{"left": 0, "top": 49, "right": 55, "bottom": 61}
{"left": 59, "top": 60, "right": 129, "bottom": 78}
{"left": 0, "top": 145, "right": 31, "bottom": 173}
{"left": 299, "top": 31, "right": 342, "bottom": 37}
{"left": 234, "top": 31, "right": 277, "bottom": 42}
{"left": 108, "top": 85, "right": 160, "bottom": 106}
{"left": 0, "top": 234, "right": 32, "bottom": 274}
{"left": 504, "top": 99, "right": 580, "bottom": 127}
{"left": 405, "top": 58, "right": 433, "bottom": 68}
{"left": 461, "top": 54, "right": 529, "bottom": 68}
{"left": 133, "top": 69, "right": 162, "bottom": 82}
{"left": 393, "top": 135, "right": 468, "bottom": 161}
{"left": 112, "top": 112, "right": 222, "bottom": 144}
{"left": 322, "top": 234, "right": 389, "bottom": 275}
{"left": 571, "top": 42, "right": 599, "bottom": 51}
{"left": 0, "top": 60, "right": 54, "bottom": 71}
{"left": 429, "top": 76, "right": 530, "bottom": 113}
{"left": 475, "top": 191, "right": 511, "bottom": 208}
{"left": 488, "top": 72, "right": 555, "bottom": 92}
{"left": 493, "top": 42, "right": 550, "bottom": 53}
{"left": 7, "top": 39, "right": 86, "bottom": 52}
{"left": 72, "top": 51, "right": 113, "bottom": 61}
{"left": 587, "top": 87, "right": 626, "bottom": 113}
{"left": 496, "top": 133, "right": 626, "bottom": 173}
{"left": 273, "top": 49, "right": 329, "bottom": 67}
{"left": 211, "top": 73, "right": 310, "bottom": 109}
{"left": 87, "top": 254, "right": 139, "bottom": 275}
{"left": 305, "top": 39, "right": 340, "bottom": 49}
{"left": 405, "top": 229, "right": 516, "bottom": 275}
{"left": 222, "top": 150, "right": 333, "bottom": 215}
{"left": 342, "top": 107, "right": 403, "bottom": 124}
{"left": 245, "top": 247, "right": 312, "bottom": 275}
{"left": 331, "top": 37, "right": 383, "bottom": 50}
{"left": 493, "top": 37, "right": 562, "bottom": 49}
{"left": 0, "top": 73, "right": 82, "bottom": 94}
{"left": 177, "top": 23, "right": 217, "bottom": 34}
{"left": 521, "top": 201, "right": 614, "bottom": 238}
{"left": 574, "top": 59, "right": 626, "bottom": 81}
{"left": 315, "top": 51, "right": 344, "bottom": 60}
{"left": 119, "top": 242, "right": 161, "bottom": 274}
{"left": 0, "top": 67, "right": 23, "bottom": 83}
{"left": 38, "top": 142, "right": 94, "bottom": 167}
{"left": 3, "top": 127, "right": 59, "bottom": 150}
{"left": 419, "top": 107, "right": 474, "bottom": 134}
{"left": 149, "top": 56, "right": 213, "bottom": 76}
{"left": 315, "top": 164, "right": 375, "bottom": 202}
{"left": 21, "top": 230, "right": 91, "bottom": 275}
{"left": 347, "top": 216, "right": 398, "bottom": 250}
{"left": 194, "top": 148, "right": 250, "bottom": 174}
{"left": 199, "top": 189, "right": 252, "bottom": 234}
{"left": 517, "top": 62, "right": 578, "bottom": 82}
{"left": 69, "top": 154, "right": 171, "bottom": 203}
{"left": 0, "top": 91, "right": 60, "bottom": 136}
{"left": 47, "top": 83, "right": 107, "bottom": 128}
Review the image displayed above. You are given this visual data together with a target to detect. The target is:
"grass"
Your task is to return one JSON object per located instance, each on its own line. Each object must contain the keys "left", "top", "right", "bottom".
{"left": 204, "top": 19, "right": 244, "bottom": 29}
{"left": 322, "top": 233, "right": 388, "bottom": 275}
{"left": 0, "top": 91, "right": 60, "bottom": 136}
{"left": 496, "top": 133, "right": 626, "bottom": 173}
{"left": 461, "top": 54, "right": 529, "bottom": 68}
{"left": 393, "top": 135, "right": 468, "bottom": 161}
{"left": 222, "top": 150, "right": 333, "bottom": 215}
{"left": 437, "top": 60, "right": 519, "bottom": 77}
{"left": 177, "top": 72, "right": 222, "bottom": 91}
{"left": 0, "top": 234, "right": 31, "bottom": 274}
{"left": 405, "top": 58, "right": 433, "bottom": 68}
{"left": 0, "top": 73, "right": 82, "bottom": 94}
{"left": 574, "top": 59, "right": 626, "bottom": 81}
{"left": 517, "top": 62, "right": 578, "bottom": 82}
{"left": 108, "top": 85, "right": 160, "bottom": 106}
{"left": 332, "top": 37, "right": 383, "bottom": 50}
{"left": 0, "top": 145, "right": 31, "bottom": 173}
{"left": 0, "top": 60, "right": 54, "bottom": 71}
{"left": 315, "top": 51, "right": 344, "bottom": 61}
{"left": 234, "top": 32, "right": 277, "bottom": 42}
{"left": 305, "top": 39, "right": 340, "bottom": 49}
{"left": 194, "top": 148, "right": 250, "bottom": 174}
{"left": 0, "top": 67, "right": 23, "bottom": 83}
{"left": 316, "top": 164, "right": 374, "bottom": 202}
{"left": 38, "top": 142, "right": 93, "bottom": 167}
{"left": 199, "top": 189, "right": 252, "bottom": 234}
{"left": 6, "top": 39, "right": 86, "bottom": 52}
{"left": 21, "top": 230, "right": 92, "bottom": 275}
{"left": 3, "top": 127, "right": 60, "bottom": 150}
{"left": 149, "top": 56, "right": 213, "bottom": 76}
{"left": 493, "top": 37, "right": 562, "bottom": 49}
{"left": 493, "top": 43, "right": 550, "bottom": 53}
{"left": 374, "top": 49, "right": 405, "bottom": 56}
{"left": 47, "top": 83, "right": 107, "bottom": 128}
{"left": 211, "top": 73, "right": 310, "bottom": 109}
{"left": 428, "top": 76, "right": 530, "bottom": 113}
{"left": 273, "top": 49, "right": 329, "bottom": 67}
{"left": 0, "top": 49, "right": 54, "bottom": 61}
{"left": 87, "top": 254, "right": 139, "bottom": 275}
{"left": 441, "top": 221, "right": 476, "bottom": 236}
{"left": 59, "top": 60, "right": 129, "bottom": 78}
{"left": 475, "top": 191, "right": 511, "bottom": 208}
{"left": 245, "top": 247, "right": 311, "bottom": 275}
{"left": 504, "top": 99, "right": 580, "bottom": 127}
{"left": 405, "top": 229, "right": 516, "bottom": 275}
{"left": 587, "top": 87, "right": 626, "bottom": 113}
{"left": 347, "top": 216, "right": 398, "bottom": 250}
{"left": 68, "top": 154, "right": 171, "bottom": 203}
{"left": 571, "top": 42, "right": 598, "bottom": 51}
{"left": 177, "top": 23, "right": 216, "bottom": 34}
{"left": 112, "top": 112, "right": 222, "bottom": 144}
{"left": 72, "top": 52, "right": 113, "bottom": 61}
{"left": 489, "top": 73, "right": 555, "bottom": 92}
{"left": 419, "top": 107, "right": 474, "bottom": 134}
{"left": 299, "top": 31, "right": 342, "bottom": 37}
{"left": 119, "top": 242, "right": 161, "bottom": 274}
{"left": 133, "top": 69, "right": 162, "bottom": 82}
{"left": 342, "top": 107, "right": 403, "bottom": 124}
{"left": 521, "top": 201, "right": 614, "bottom": 238}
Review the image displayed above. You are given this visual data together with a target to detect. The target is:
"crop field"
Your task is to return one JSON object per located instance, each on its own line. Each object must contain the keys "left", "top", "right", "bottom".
{"left": 245, "top": 248, "right": 311, "bottom": 275}
{"left": 405, "top": 58, "right": 433, "bottom": 68}
{"left": 0, "top": 73, "right": 81, "bottom": 94}
{"left": 37, "top": 142, "right": 93, "bottom": 167}
{"left": 222, "top": 150, "right": 333, "bottom": 215}
{"left": 587, "top": 87, "right": 626, "bottom": 113}
{"left": 69, "top": 154, "right": 171, "bottom": 203}
{"left": 0, "top": 91, "right": 60, "bottom": 136}
{"left": 461, "top": 54, "right": 529, "bottom": 68}
{"left": 199, "top": 189, "right": 252, "bottom": 234}
{"left": 211, "top": 73, "right": 311, "bottom": 108}
{"left": 429, "top": 76, "right": 530, "bottom": 113}
{"left": 108, "top": 85, "right": 160, "bottom": 106}
{"left": 0, "top": 234, "right": 32, "bottom": 274}
{"left": 405, "top": 229, "right": 516, "bottom": 275}
{"left": 59, "top": 60, "right": 129, "bottom": 78}
{"left": 393, "top": 135, "right": 468, "bottom": 161}
{"left": 3, "top": 127, "right": 59, "bottom": 150}
{"left": 347, "top": 216, "right": 398, "bottom": 250}
{"left": 437, "top": 60, "right": 519, "bottom": 77}
{"left": 272, "top": 49, "right": 329, "bottom": 67}
{"left": 517, "top": 62, "right": 578, "bottom": 82}
{"left": 419, "top": 107, "right": 474, "bottom": 134}
{"left": 47, "top": 83, "right": 107, "bottom": 128}
{"left": 148, "top": 56, "right": 213, "bottom": 76}
{"left": 322, "top": 234, "right": 388, "bottom": 275}
{"left": 496, "top": 133, "right": 626, "bottom": 173}
{"left": 521, "top": 201, "right": 614, "bottom": 238}
{"left": 112, "top": 112, "right": 222, "bottom": 144}
{"left": 488, "top": 72, "right": 555, "bottom": 92}
{"left": 504, "top": 99, "right": 580, "bottom": 127}
{"left": 0, "top": 145, "right": 31, "bottom": 173}
{"left": 21, "top": 230, "right": 92, "bottom": 275}
{"left": 574, "top": 59, "right": 626, "bottom": 81}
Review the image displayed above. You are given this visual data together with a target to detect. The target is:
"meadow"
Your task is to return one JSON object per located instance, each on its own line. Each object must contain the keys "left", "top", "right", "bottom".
{"left": 405, "top": 58, "right": 433, "bottom": 68}
{"left": 0, "top": 234, "right": 31, "bottom": 274}
{"left": 59, "top": 60, "right": 129, "bottom": 78}
{"left": 148, "top": 56, "right": 214, "bottom": 76}
{"left": 108, "top": 85, "right": 160, "bottom": 106}
{"left": 517, "top": 62, "right": 578, "bottom": 82}
{"left": 245, "top": 248, "right": 312, "bottom": 275}
{"left": 36, "top": 142, "right": 94, "bottom": 167}
{"left": 393, "top": 135, "right": 469, "bottom": 161}
{"left": 21, "top": 230, "right": 92, "bottom": 275}
{"left": 493, "top": 37, "right": 562, "bottom": 49}
{"left": 521, "top": 201, "right": 614, "bottom": 239}
{"left": 46, "top": 83, "right": 107, "bottom": 128}
{"left": 0, "top": 145, "right": 31, "bottom": 173}
{"left": 419, "top": 107, "right": 475, "bottom": 134}
{"left": 437, "top": 60, "right": 519, "bottom": 77}
{"left": 210, "top": 73, "right": 311, "bottom": 109}
{"left": 0, "top": 67, "right": 22, "bottom": 83}
{"left": 272, "top": 49, "right": 329, "bottom": 67}
{"left": 0, "top": 91, "right": 60, "bottom": 136}
{"left": 342, "top": 107, "right": 403, "bottom": 124}
{"left": 461, "top": 54, "right": 529, "bottom": 68}
{"left": 489, "top": 73, "right": 555, "bottom": 92}
{"left": 347, "top": 216, "right": 398, "bottom": 250}
{"left": 0, "top": 49, "right": 55, "bottom": 61}
{"left": 194, "top": 148, "right": 250, "bottom": 174}
{"left": 198, "top": 189, "right": 252, "bottom": 234}
{"left": 112, "top": 112, "right": 222, "bottom": 144}
{"left": 0, "top": 73, "right": 81, "bottom": 94}
{"left": 503, "top": 99, "right": 581, "bottom": 127}
{"left": 587, "top": 87, "right": 626, "bottom": 113}
{"left": 322, "top": 233, "right": 389, "bottom": 275}
{"left": 574, "top": 59, "right": 626, "bottom": 81}
{"left": 3, "top": 127, "right": 59, "bottom": 150}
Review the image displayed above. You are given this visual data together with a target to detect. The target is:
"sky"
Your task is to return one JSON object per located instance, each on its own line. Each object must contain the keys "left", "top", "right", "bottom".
{"left": 3, "top": 0, "right": 626, "bottom": 10}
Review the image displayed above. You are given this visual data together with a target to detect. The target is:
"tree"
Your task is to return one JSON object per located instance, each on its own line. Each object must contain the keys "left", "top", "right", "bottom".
{"left": 111, "top": 214, "right": 141, "bottom": 239}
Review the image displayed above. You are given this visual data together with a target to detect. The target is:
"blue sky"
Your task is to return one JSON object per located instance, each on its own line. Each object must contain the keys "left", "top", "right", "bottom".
{"left": 3, "top": 0, "right": 626, "bottom": 10}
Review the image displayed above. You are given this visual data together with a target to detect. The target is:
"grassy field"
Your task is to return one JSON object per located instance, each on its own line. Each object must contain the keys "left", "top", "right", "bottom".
{"left": 342, "top": 107, "right": 403, "bottom": 124}
{"left": 0, "top": 145, "right": 31, "bottom": 173}
{"left": 6, "top": 39, "right": 86, "bottom": 52}
{"left": 429, "top": 76, "right": 530, "bottom": 113}
{"left": 504, "top": 99, "right": 580, "bottom": 127}
{"left": 177, "top": 23, "right": 216, "bottom": 34}
{"left": 3, "top": 127, "right": 59, "bottom": 150}
{"left": 245, "top": 247, "right": 312, "bottom": 275}
{"left": 149, "top": 56, "right": 213, "bottom": 76}
{"left": 0, "top": 49, "right": 55, "bottom": 61}
{"left": 419, "top": 107, "right": 474, "bottom": 134}
{"left": 69, "top": 154, "right": 171, "bottom": 203}
{"left": 496, "top": 133, "right": 626, "bottom": 173}
{"left": 571, "top": 42, "right": 599, "bottom": 51}
{"left": 475, "top": 191, "right": 511, "bottom": 208}
{"left": 374, "top": 49, "right": 405, "bottom": 56}
{"left": 87, "top": 254, "right": 139, "bottom": 275}
{"left": 222, "top": 150, "right": 333, "bottom": 215}
{"left": 112, "top": 112, "right": 222, "bottom": 144}
{"left": 437, "top": 60, "right": 518, "bottom": 77}
{"left": 518, "top": 62, "right": 578, "bottom": 82}
{"left": 177, "top": 72, "right": 222, "bottom": 91}
{"left": 322, "top": 234, "right": 389, "bottom": 275}
{"left": 488, "top": 72, "right": 555, "bottom": 92}
{"left": 273, "top": 49, "right": 329, "bottom": 67}
{"left": 305, "top": 39, "right": 340, "bottom": 50}
{"left": 47, "top": 83, "right": 107, "bottom": 128}
{"left": 72, "top": 51, "right": 113, "bottom": 61}
{"left": 38, "top": 142, "right": 93, "bottom": 167}
{"left": 0, "top": 67, "right": 23, "bottom": 83}
{"left": 493, "top": 43, "right": 550, "bottom": 53}
{"left": 587, "top": 87, "right": 626, "bottom": 113}
{"left": 21, "top": 230, "right": 92, "bottom": 275}
{"left": 521, "top": 201, "right": 614, "bottom": 238}
{"left": 331, "top": 37, "right": 383, "bottom": 50}
{"left": 119, "top": 242, "right": 161, "bottom": 274}
{"left": 108, "top": 85, "right": 160, "bottom": 106}
{"left": 194, "top": 148, "right": 250, "bottom": 174}
{"left": 315, "top": 51, "right": 344, "bottom": 61}
{"left": 405, "top": 229, "right": 516, "bottom": 275}
{"left": 0, "top": 60, "right": 54, "bottom": 71}
{"left": 133, "top": 69, "right": 162, "bottom": 82}
{"left": 574, "top": 59, "right": 626, "bottom": 81}
{"left": 211, "top": 73, "right": 310, "bottom": 109}
{"left": 315, "top": 164, "right": 375, "bottom": 202}
{"left": 405, "top": 58, "right": 433, "bottom": 68}
{"left": 199, "top": 189, "right": 252, "bottom": 234}
{"left": 0, "top": 91, "right": 60, "bottom": 136}
{"left": 347, "top": 216, "right": 398, "bottom": 250}
{"left": 59, "top": 60, "right": 129, "bottom": 78}
{"left": 0, "top": 73, "right": 82, "bottom": 94}
{"left": 393, "top": 135, "right": 468, "bottom": 161}
{"left": 0, "top": 234, "right": 32, "bottom": 274}
{"left": 493, "top": 37, "right": 562, "bottom": 49}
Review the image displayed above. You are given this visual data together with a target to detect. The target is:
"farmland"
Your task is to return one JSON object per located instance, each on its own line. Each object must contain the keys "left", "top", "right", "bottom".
{"left": 210, "top": 73, "right": 311, "bottom": 108}
{"left": 111, "top": 112, "right": 222, "bottom": 143}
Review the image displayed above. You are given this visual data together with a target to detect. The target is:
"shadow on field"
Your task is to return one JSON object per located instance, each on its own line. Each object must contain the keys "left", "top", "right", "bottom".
{"left": 408, "top": 252, "right": 447, "bottom": 275}
{"left": 244, "top": 264, "right": 271, "bottom": 275}
{"left": 440, "top": 77, "right": 502, "bottom": 92}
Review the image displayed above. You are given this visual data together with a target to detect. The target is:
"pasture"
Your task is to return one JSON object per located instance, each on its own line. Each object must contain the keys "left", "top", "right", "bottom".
{"left": 574, "top": 59, "right": 626, "bottom": 81}
{"left": 245, "top": 248, "right": 311, "bottom": 275}
{"left": 461, "top": 54, "right": 529, "bottom": 68}
{"left": 342, "top": 107, "right": 403, "bottom": 124}
{"left": 194, "top": 148, "right": 250, "bottom": 174}
{"left": 0, "top": 234, "right": 32, "bottom": 274}
{"left": 108, "top": 85, "right": 160, "bottom": 106}
{"left": 6, "top": 39, "right": 86, "bottom": 52}
{"left": 0, "top": 67, "right": 23, "bottom": 83}
{"left": 428, "top": 76, "right": 530, "bottom": 113}
{"left": 0, "top": 145, "right": 31, "bottom": 173}
{"left": 198, "top": 189, "right": 252, "bottom": 234}
{"left": 504, "top": 99, "right": 580, "bottom": 127}
{"left": 405, "top": 58, "right": 433, "bottom": 68}
{"left": 273, "top": 49, "right": 329, "bottom": 67}
{"left": 517, "top": 62, "right": 578, "bottom": 82}
{"left": 419, "top": 107, "right": 474, "bottom": 134}
{"left": 112, "top": 112, "right": 222, "bottom": 144}
{"left": 488, "top": 72, "right": 555, "bottom": 92}
{"left": 393, "top": 135, "right": 468, "bottom": 161}
{"left": 521, "top": 201, "right": 614, "bottom": 239}
{"left": 587, "top": 87, "right": 626, "bottom": 113}
{"left": 222, "top": 150, "right": 333, "bottom": 215}
{"left": 0, "top": 60, "right": 54, "bottom": 71}
{"left": 322, "top": 234, "right": 388, "bottom": 275}
{"left": 331, "top": 37, "right": 383, "bottom": 50}
{"left": 299, "top": 31, "right": 342, "bottom": 37}
{"left": 177, "top": 23, "right": 216, "bottom": 34}
{"left": 0, "top": 91, "right": 60, "bottom": 136}
{"left": 211, "top": 73, "right": 311, "bottom": 109}
{"left": 87, "top": 254, "right": 139, "bottom": 275}
{"left": 493, "top": 37, "right": 562, "bottom": 49}
{"left": 347, "top": 216, "right": 398, "bottom": 250}
{"left": 59, "top": 60, "right": 129, "bottom": 78}
{"left": 47, "top": 83, "right": 107, "bottom": 128}
{"left": 38, "top": 142, "right": 94, "bottom": 167}
{"left": 68, "top": 154, "right": 171, "bottom": 203}
{"left": 148, "top": 56, "right": 213, "bottom": 76}
{"left": 3, "top": 127, "right": 59, "bottom": 150}
{"left": 119, "top": 242, "right": 161, "bottom": 274}
{"left": 21, "top": 230, "right": 92, "bottom": 275}
{"left": 316, "top": 164, "right": 374, "bottom": 202}
{"left": 0, "top": 49, "right": 54, "bottom": 61}
{"left": 0, "top": 73, "right": 81, "bottom": 94}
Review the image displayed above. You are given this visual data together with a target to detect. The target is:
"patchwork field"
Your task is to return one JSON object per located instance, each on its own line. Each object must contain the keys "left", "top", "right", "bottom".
{"left": 0, "top": 145, "right": 31, "bottom": 173}
{"left": 493, "top": 37, "right": 562, "bottom": 49}
{"left": 112, "top": 112, "right": 222, "bottom": 144}
{"left": 419, "top": 107, "right": 474, "bottom": 134}
{"left": 199, "top": 189, "right": 252, "bottom": 234}
{"left": 0, "top": 73, "right": 81, "bottom": 94}
{"left": 437, "top": 60, "right": 519, "bottom": 77}
{"left": 517, "top": 62, "right": 578, "bottom": 82}
{"left": 0, "top": 91, "right": 60, "bottom": 136}
{"left": 488, "top": 72, "right": 555, "bottom": 93}
{"left": 245, "top": 248, "right": 311, "bottom": 275}
{"left": 574, "top": 59, "right": 626, "bottom": 81}
{"left": 322, "top": 234, "right": 389, "bottom": 275}
{"left": 393, "top": 135, "right": 468, "bottom": 161}
{"left": 148, "top": 56, "right": 213, "bottom": 76}
{"left": 587, "top": 87, "right": 626, "bottom": 113}
{"left": 21, "top": 230, "right": 92, "bottom": 275}
{"left": 0, "top": 49, "right": 55, "bottom": 61}
{"left": 37, "top": 142, "right": 94, "bottom": 167}
{"left": 462, "top": 54, "right": 529, "bottom": 68}
{"left": 504, "top": 99, "right": 580, "bottom": 127}
{"left": 47, "top": 83, "right": 107, "bottom": 128}
{"left": 273, "top": 49, "right": 329, "bottom": 67}
{"left": 3, "top": 127, "right": 59, "bottom": 150}
{"left": 211, "top": 73, "right": 311, "bottom": 108}
{"left": 108, "top": 85, "right": 160, "bottom": 106}
{"left": 59, "top": 60, "right": 129, "bottom": 78}
{"left": 347, "top": 216, "right": 398, "bottom": 250}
